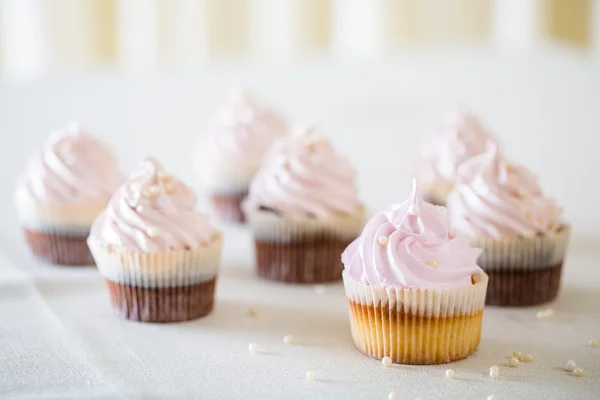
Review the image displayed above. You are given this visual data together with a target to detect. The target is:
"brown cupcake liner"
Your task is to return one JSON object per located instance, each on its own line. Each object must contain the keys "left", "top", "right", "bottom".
{"left": 210, "top": 192, "right": 247, "bottom": 223}
{"left": 244, "top": 205, "right": 365, "bottom": 284}
{"left": 473, "top": 225, "right": 570, "bottom": 307}
{"left": 88, "top": 235, "right": 222, "bottom": 322}
{"left": 105, "top": 278, "right": 216, "bottom": 323}
{"left": 23, "top": 228, "right": 94, "bottom": 266}
{"left": 343, "top": 271, "right": 488, "bottom": 364}
{"left": 254, "top": 234, "right": 352, "bottom": 283}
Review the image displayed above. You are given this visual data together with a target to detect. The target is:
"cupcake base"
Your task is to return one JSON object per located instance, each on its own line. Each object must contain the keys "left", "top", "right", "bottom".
{"left": 485, "top": 263, "right": 562, "bottom": 306}
{"left": 348, "top": 301, "right": 483, "bottom": 364}
{"left": 23, "top": 228, "right": 94, "bottom": 266}
{"left": 255, "top": 236, "right": 350, "bottom": 283}
{"left": 105, "top": 278, "right": 217, "bottom": 323}
{"left": 210, "top": 192, "right": 247, "bottom": 223}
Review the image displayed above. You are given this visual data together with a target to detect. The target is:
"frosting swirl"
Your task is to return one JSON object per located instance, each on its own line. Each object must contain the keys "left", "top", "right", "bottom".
{"left": 196, "top": 89, "right": 288, "bottom": 191}
{"left": 342, "top": 180, "right": 482, "bottom": 289}
{"left": 16, "top": 123, "right": 123, "bottom": 205}
{"left": 90, "top": 158, "right": 218, "bottom": 252}
{"left": 419, "top": 109, "right": 494, "bottom": 191}
{"left": 446, "top": 142, "right": 561, "bottom": 239}
{"left": 246, "top": 125, "right": 361, "bottom": 219}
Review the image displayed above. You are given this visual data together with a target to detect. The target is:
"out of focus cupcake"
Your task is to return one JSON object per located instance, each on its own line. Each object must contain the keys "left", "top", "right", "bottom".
{"left": 195, "top": 89, "right": 288, "bottom": 223}
{"left": 447, "top": 143, "right": 570, "bottom": 306}
{"left": 15, "top": 123, "right": 122, "bottom": 265}
{"left": 88, "top": 158, "right": 222, "bottom": 323}
{"left": 417, "top": 109, "right": 494, "bottom": 205}
{"left": 342, "top": 180, "right": 488, "bottom": 364}
{"left": 243, "top": 126, "right": 364, "bottom": 283}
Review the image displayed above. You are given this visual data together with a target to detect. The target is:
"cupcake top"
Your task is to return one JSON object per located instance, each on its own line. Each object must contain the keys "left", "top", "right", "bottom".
{"left": 15, "top": 123, "right": 122, "bottom": 206}
{"left": 196, "top": 88, "right": 288, "bottom": 190}
{"left": 342, "top": 180, "right": 482, "bottom": 289}
{"left": 419, "top": 109, "right": 494, "bottom": 188}
{"left": 245, "top": 125, "right": 361, "bottom": 219}
{"left": 90, "top": 158, "right": 218, "bottom": 253}
{"left": 446, "top": 142, "right": 562, "bottom": 239}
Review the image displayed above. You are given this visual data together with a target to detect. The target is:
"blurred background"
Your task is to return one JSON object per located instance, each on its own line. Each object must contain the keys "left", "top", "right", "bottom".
{"left": 0, "top": 0, "right": 596, "bottom": 78}
{"left": 0, "top": 0, "right": 598, "bottom": 240}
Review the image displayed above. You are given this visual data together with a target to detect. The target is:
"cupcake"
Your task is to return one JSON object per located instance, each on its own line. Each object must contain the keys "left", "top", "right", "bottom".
{"left": 244, "top": 126, "right": 364, "bottom": 283}
{"left": 15, "top": 123, "right": 122, "bottom": 265}
{"left": 446, "top": 143, "right": 570, "bottom": 306}
{"left": 342, "top": 180, "right": 488, "bottom": 365}
{"left": 88, "top": 158, "right": 222, "bottom": 322}
{"left": 417, "top": 109, "right": 495, "bottom": 205}
{"left": 195, "top": 88, "right": 288, "bottom": 223}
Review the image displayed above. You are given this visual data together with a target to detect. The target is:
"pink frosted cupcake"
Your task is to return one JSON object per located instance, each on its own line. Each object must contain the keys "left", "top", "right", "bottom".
{"left": 15, "top": 123, "right": 122, "bottom": 265}
{"left": 195, "top": 89, "right": 288, "bottom": 223}
{"left": 447, "top": 143, "right": 570, "bottom": 306}
{"left": 88, "top": 158, "right": 223, "bottom": 322}
{"left": 244, "top": 126, "right": 365, "bottom": 283}
{"left": 417, "top": 109, "right": 495, "bottom": 205}
{"left": 342, "top": 180, "right": 488, "bottom": 364}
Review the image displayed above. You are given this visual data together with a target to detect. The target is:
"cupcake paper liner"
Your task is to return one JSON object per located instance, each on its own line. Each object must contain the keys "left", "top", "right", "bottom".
{"left": 209, "top": 192, "right": 247, "bottom": 223}
{"left": 23, "top": 227, "right": 94, "bottom": 266}
{"left": 342, "top": 271, "right": 488, "bottom": 365}
{"left": 472, "top": 225, "right": 570, "bottom": 306}
{"left": 246, "top": 207, "right": 364, "bottom": 284}
{"left": 88, "top": 234, "right": 222, "bottom": 323}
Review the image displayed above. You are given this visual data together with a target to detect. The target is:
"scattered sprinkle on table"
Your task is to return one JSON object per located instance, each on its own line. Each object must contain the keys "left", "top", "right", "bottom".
{"left": 445, "top": 369, "right": 455, "bottom": 379}
{"left": 573, "top": 367, "right": 584, "bottom": 377}
{"left": 589, "top": 339, "right": 598, "bottom": 348}
{"left": 248, "top": 343, "right": 259, "bottom": 354}
{"left": 536, "top": 308, "right": 554, "bottom": 320}
{"left": 521, "top": 353, "right": 533, "bottom": 362}
{"left": 489, "top": 365, "right": 499, "bottom": 379}
{"left": 387, "top": 392, "right": 398, "bottom": 400}
{"left": 382, "top": 356, "right": 393, "bottom": 368}
{"left": 314, "top": 285, "right": 325, "bottom": 294}
{"left": 283, "top": 335, "right": 295, "bottom": 345}
{"left": 565, "top": 360, "right": 577, "bottom": 371}
{"left": 509, "top": 357, "right": 519, "bottom": 367}
{"left": 306, "top": 370, "right": 316, "bottom": 381}
{"left": 247, "top": 308, "right": 257, "bottom": 317}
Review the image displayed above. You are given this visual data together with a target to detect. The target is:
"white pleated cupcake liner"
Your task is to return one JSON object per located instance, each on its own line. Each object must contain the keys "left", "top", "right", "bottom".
{"left": 87, "top": 234, "right": 223, "bottom": 289}
{"left": 342, "top": 271, "right": 488, "bottom": 364}
{"left": 472, "top": 225, "right": 571, "bottom": 271}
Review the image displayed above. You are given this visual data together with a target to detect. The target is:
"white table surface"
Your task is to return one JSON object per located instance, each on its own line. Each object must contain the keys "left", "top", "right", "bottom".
{"left": 1, "top": 51, "right": 599, "bottom": 399}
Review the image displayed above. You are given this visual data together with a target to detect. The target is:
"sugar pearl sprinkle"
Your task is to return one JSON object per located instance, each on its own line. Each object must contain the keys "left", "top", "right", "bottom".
{"left": 283, "top": 335, "right": 295, "bottom": 345}
{"left": 388, "top": 392, "right": 398, "bottom": 400}
{"left": 589, "top": 339, "right": 598, "bottom": 348}
{"left": 448, "top": 228, "right": 459, "bottom": 238}
{"left": 508, "top": 357, "right": 519, "bottom": 367}
{"left": 522, "top": 353, "right": 533, "bottom": 362}
{"left": 489, "top": 365, "right": 499, "bottom": 379}
{"left": 512, "top": 350, "right": 522, "bottom": 359}
{"left": 314, "top": 285, "right": 325, "bottom": 295}
{"left": 378, "top": 236, "right": 389, "bottom": 246}
{"left": 408, "top": 204, "right": 420, "bottom": 216}
{"left": 445, "top": 369, "right": 455, "bottom": 379}
{"left": 381, "top": 356, "right": 393, "bottom": 368}
{"left": 487, "top": 396, "right": 497, "bottom": 400}
{"left": 146, "top": 226, "right": 159, "bottom": 237}
{"left": 248, "top": 343, "right": 259, "bottom": 354}
{"left": 565, "top": 360, "right": 577, "bottom": 372}
{"left": 536, "top": 308, "right": 554, "bottom": 320}
{"left": 573, "top": 367, "right": 584, "bottom": 377}
{"left": 426, "top": 259, "right": 438, "bottom": 269}
{"left": 306, "top": 370, "right": 316, "bottom": 381}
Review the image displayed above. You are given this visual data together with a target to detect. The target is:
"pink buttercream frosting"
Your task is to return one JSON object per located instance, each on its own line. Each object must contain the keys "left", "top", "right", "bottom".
{"left": 90, "top": 158, "right": 218, "bottom": 252}
{"left": 245, "top": 125, "right": 361, "bottom": 219}
{"left": 15, "top": 123, "right": 123, "bottom": 205}
{"left": 196, "top": 89, "right": 288, "bottom": 186}
{"left": 419, "top": 110, "right": 494, "bottom": 189}
{"left": 447, "top": 142, "right": 561, "bottom": 239}
{"left": 342, "top": 180, "right": 482, "bottom": 289}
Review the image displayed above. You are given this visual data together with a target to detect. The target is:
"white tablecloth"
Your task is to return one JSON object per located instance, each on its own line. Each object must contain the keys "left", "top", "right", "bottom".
{"left": 1, "top": 52, "right": 600, "bottom": 399}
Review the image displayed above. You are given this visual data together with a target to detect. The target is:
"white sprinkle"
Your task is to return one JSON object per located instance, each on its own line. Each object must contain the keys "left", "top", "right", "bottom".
{"left": 130, "top": 182, "right": 142, "bottom": 193}
{"left": 149, "top": 186, "right": 160, "bottom": 195}
{"left": 589, "top": 339, "right": 598, "bottom": 348}
{"left": 146, "top": 226, "right": 159, "bottom": 237}
{"left": 565, "top": 360, "right": 577, "bottom": 371}
{"left": 512, "top": 350, "right": 522, "bottom": 359}
{"left": 382, "top": 356, "right": 393, "bottom": 368}
{"left": 306, "top": 370, "right": 316, "bottom": 381}
{"left": 378, "top": 236, "right": 389, "bottom": 246}
{"left": 489, "top": 365, "right": 499, "bottom": 379}
{"left": 487, "top": 396, "right": 497, "bottom": 400}
{"left": 517, "top": 188, "right": 528, "bottom": 199}
{"left": 573, "top": 367, "right": 584, "bottom": 377}
{"left": 408, "top": 203, "right": 419, "bottom": 216}
{"left": 388, "top": 392, "right": 398, "bottom": 400}
{"left": 248, "top": 343, "right": 259, "bottom": 354}
{"left": 284, "top": 335, "right": 295, "bottom": 345}
{"left": 445, "top": 369, "right": 455, "bottom": 379}
{"left": 247, "top": 308, "right": 257, "bottom": 317}
{"left": 522, "top": 353, "right": 533, "bottom": 362}
{"left": 536, "top": 308, "right": 554, "bottom": 320}
{"left": 508, "top": 357, "right": 519, "bottom": 367}
{"left": 314, "top": 285, "right": 325, "bottom": 295}
{"left": 426, "top": 259, "right": 438, "bottom": 268}
{"left": 448, "top": 228, "right": 459, "bottom": 238}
